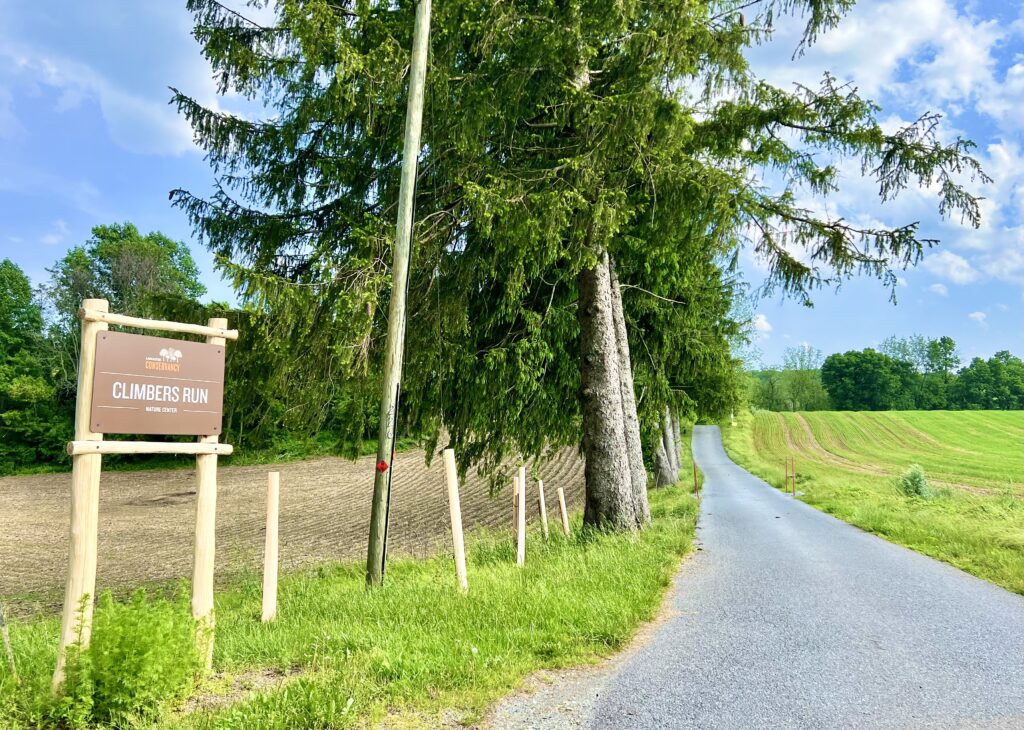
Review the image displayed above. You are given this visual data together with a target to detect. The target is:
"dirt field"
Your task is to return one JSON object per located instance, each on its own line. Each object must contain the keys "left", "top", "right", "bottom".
{"left": 0, "top": 448, "right": 584, "bottom": 616}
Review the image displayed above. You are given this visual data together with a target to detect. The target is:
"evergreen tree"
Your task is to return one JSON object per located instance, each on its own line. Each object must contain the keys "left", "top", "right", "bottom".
{"left": 175, "top": 0, "right": 985, "bottom": 530}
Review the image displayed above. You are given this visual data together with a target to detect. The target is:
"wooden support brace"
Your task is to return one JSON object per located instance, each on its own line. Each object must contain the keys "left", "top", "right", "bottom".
{"left": 67, "top": 441, "right": 233, "bottom": 457}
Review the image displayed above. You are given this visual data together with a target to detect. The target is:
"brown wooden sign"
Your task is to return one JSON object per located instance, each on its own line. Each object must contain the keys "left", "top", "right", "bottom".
{"left": 90, "top": 331, "right": 226, "bottom": 435}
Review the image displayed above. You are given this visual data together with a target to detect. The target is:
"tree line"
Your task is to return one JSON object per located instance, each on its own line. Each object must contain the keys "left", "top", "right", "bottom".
{"left": 748, "top": 336, "right": 1024, "bottom": 411}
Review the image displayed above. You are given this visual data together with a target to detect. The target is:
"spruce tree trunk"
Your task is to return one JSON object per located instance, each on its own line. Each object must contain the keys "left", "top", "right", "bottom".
{"left": 662, "top": 406, "right": 678, "bottom": 477}
{"left": 578, "top": 252, "right": 637, "bottom": 530}
{"left": 671, "top": 409, "right": 683, "bottom": 469}
{"left": 608, "top": 256, "right": 650, "bottom": 526}
{"left": 654, "top": 437, "right": 675, "bottom": 487}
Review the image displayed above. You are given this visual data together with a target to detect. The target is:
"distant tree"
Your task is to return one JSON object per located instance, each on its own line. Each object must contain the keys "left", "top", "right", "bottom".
{"left": 820, "top": 349, "right": 916, "bottom": 410}
{"left": 925, "top": 336, "right": 960, "bottom": 380}
{"left": 41, "top": 223, "right": 208, "bottom": 395}
{"left": 951, "top": 357, "right": 993, "bottom": 409}
{"left": 951, "top": 351, "right": 1024, "bottom": 410}
{"left": 879, "top": 334, "right": 929, "bottom": 372}
{"left": 780, "top": 345, "right": 829, "bottom": 410}
{"left": 749, "top": 369, "right": 785, "bottom": 411}
{"left": 0, "top": 260, "right": 67, "bottom": 471}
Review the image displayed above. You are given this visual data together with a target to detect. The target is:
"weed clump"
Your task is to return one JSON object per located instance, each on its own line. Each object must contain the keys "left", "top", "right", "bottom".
{"left": 53, "top": 588, "right": 199, "bottom": 728}
{"left": 895, "top": 464, "right": 932, "bottom": 499}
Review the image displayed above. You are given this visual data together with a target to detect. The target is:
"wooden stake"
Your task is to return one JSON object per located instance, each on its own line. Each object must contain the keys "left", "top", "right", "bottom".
{"left": 791, "top": 458, "right": 797, "bottom": 496}
{"left": 537, "top": 479, "right": 549, "bottom": 540}
{"left": 53, "top": 298, "right": 107, "bottom": 692}
{"left": 442, "top": 449, "right": 468, "bottom": 592}
{"left": 556, "top": 487, "right": 571, "bottom": 536}
{"left": 512, "top": 476, "right": 519, "bottom": 531}
{"left": 1, "top": 603, "right": 16, "bottom": 682}
{"left": 693, "top": 461, "right": 699, "bottom": 498}
{"left": 516, "top": 466, "right": 527, "bottom": 566}
{"left": 192, "top": 318, "right": 227, "bottom": 671}
{"left": 262, "top": 472, "right": 280, "bottom": 622}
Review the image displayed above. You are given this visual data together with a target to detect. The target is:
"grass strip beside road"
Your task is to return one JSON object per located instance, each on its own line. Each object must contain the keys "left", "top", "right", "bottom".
{"left": 722, "top": 410, "right": 1024, "bottom": 596}
{"left": 0, "top": 488, "right": 698, "bottom": 729}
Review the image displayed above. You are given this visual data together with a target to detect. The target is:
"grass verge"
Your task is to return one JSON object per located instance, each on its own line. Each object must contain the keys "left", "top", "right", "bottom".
{"left": 0, "top": 487, "right": 698, "bottom": 729}
{"left": 722, "top": 410, "right": 1024, "bottom": 595}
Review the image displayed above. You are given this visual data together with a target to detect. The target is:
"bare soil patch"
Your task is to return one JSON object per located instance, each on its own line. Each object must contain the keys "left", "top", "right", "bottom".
{"left": 0, "top": 448, "right": 584, "bottom": 617}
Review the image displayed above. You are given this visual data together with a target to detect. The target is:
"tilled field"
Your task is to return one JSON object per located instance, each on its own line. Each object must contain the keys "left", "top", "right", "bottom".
{"left": 0, "top": 448, "right": 584, "bottom": 616}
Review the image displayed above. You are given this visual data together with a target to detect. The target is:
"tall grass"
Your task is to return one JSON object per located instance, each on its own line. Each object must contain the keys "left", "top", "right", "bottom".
{"left": 723, "top": 410, "right": 1024, "bottom": 595}
{"left": 0, "top": 488, "right": 698, "bottom": 729}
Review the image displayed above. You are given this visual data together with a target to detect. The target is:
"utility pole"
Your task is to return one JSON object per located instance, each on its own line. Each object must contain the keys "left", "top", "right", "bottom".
{"left": 366, "top": 0, "right": 432, "bottom": 587}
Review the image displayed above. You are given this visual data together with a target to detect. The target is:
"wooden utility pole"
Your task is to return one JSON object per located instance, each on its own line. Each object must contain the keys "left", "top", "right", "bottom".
{"left": 366, "top": 0, "right": 433, "bottom": 587}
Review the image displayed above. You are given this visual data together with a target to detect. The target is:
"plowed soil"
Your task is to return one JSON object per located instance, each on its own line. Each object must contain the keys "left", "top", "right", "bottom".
{"left": 0, "top": 448, "right": 584, "bottom": 616}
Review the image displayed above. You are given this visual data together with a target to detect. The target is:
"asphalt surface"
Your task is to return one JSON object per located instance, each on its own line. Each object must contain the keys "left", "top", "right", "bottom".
{"left": 591, "top": 425, "right": 1024, "bottom": 729}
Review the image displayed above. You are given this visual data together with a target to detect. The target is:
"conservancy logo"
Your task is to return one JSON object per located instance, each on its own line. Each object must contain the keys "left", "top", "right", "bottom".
{"left": 145, "top": 348, "right": 184, "bottom": 372}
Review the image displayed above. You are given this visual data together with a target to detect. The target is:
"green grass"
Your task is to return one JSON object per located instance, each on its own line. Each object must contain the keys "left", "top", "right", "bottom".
{"left": 0, "top": 488, "right": 698, "bottom": 729}
{"left": 723, "top": 410, "right": 1024, "bottom": 595}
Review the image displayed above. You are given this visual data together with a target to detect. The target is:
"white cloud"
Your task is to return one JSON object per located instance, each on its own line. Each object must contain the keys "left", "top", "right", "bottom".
{"left": 752, "top": 313, "right": 773, "bottom": 341}
{"left": 895, "top": 276, "right": 908, "bottom": 287}
{"left": 922, "top": 251, "right": 980, "bottom": 284}
{"left": 928, "top": 282, "right": 948, "bottom": 296}
{"left": 967, "top": 311, "right": 988, "bottom": 328}
{"left": 40, "top": 219, "right": 68, "bottom": 246}
{"left": 2, "top": 50, "right": 197, "bottom": 156}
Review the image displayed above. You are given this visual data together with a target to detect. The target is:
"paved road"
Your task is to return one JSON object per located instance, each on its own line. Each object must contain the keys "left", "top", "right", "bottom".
{"left": 592, "top": 425, "right": 1024, "bottom": 729}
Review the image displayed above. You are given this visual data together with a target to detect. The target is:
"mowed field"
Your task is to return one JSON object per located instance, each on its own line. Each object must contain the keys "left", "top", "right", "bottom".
{"left": 0, "top": 448, "right": 584, "bottom": 616}
{"left": 724, "top": 410, "right": 1024, "bottom": 594}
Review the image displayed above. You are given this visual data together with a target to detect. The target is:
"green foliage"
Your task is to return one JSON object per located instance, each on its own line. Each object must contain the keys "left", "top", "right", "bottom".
{"left": 821, "top": 348, "right": 919, "bottom": 410}
{"left": 0, "top": 260, "right": 68, "bottom": 472}
{"left": 894, "top": 464, "right": 932, "bottom": 499}
{"left": 172, "top": 0, "right": 984, "bottom": 484}
{"left": 1, "top": 589, "right": 199, "bottom": 729}
{"left": 0, "top": 489, "right": 697, "bottom": 729}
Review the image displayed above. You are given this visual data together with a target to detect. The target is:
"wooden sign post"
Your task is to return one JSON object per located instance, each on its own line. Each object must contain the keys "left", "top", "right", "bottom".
{"left": 53, "top": 301, "right": 236, "bottom": 691}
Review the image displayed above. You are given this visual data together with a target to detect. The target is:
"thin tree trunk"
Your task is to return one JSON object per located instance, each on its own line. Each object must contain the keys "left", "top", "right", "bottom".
{"left": 578, "top": 252, "right": 637, "bottom": 530}
{"left": 653, "top": 437, "right": 675, "bottom": 487}
{"left": 671, "top": 409, "right": 683, "bottom": 470}
{"left": 608, "top": 256, "right": 650, "bottom": 526}
{"left": 662, "top": 405, "right": 678, "bottom": 477}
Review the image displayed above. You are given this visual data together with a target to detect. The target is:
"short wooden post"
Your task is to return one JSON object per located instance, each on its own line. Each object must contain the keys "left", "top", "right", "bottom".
{"left": 192, "top": 317, "right": 227, "bottom": 671}
{"left": 693, "top": 461, "right": 699, "bottom": 498}
{"left": 442, "top": 449, "right": 468, "bottom": 592}
{"left": 1, "top": 603, "right": 16, "bottom": 682}
{"left": 537, "top": 479, "right": 549, "bottom": 540}
{"left": 53, "top": 298, "right": 108, "bottom": 692}
{"left": 516, "top": 466, "right": 527, "bottom": 566}
{"left": 262, "top": 472, "right": 280, "bottom": 622}
{"left": 791, "top": 458, "right": 797, "bottom": 496}
{"left": 512, "top": 475, "right": 519, "bottom": 531}
{"left": 556, "top": 487, "right": 570, "bottom": 536}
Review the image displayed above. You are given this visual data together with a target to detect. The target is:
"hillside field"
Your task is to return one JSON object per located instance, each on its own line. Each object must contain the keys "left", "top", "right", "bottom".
{"left": 723, "top": 410, "right": 1024, "bottom": 594}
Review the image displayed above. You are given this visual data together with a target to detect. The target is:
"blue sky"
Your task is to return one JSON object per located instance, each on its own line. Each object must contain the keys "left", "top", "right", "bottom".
{"left": 0, "top": 1, "right": 1020, "bottom": 367}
